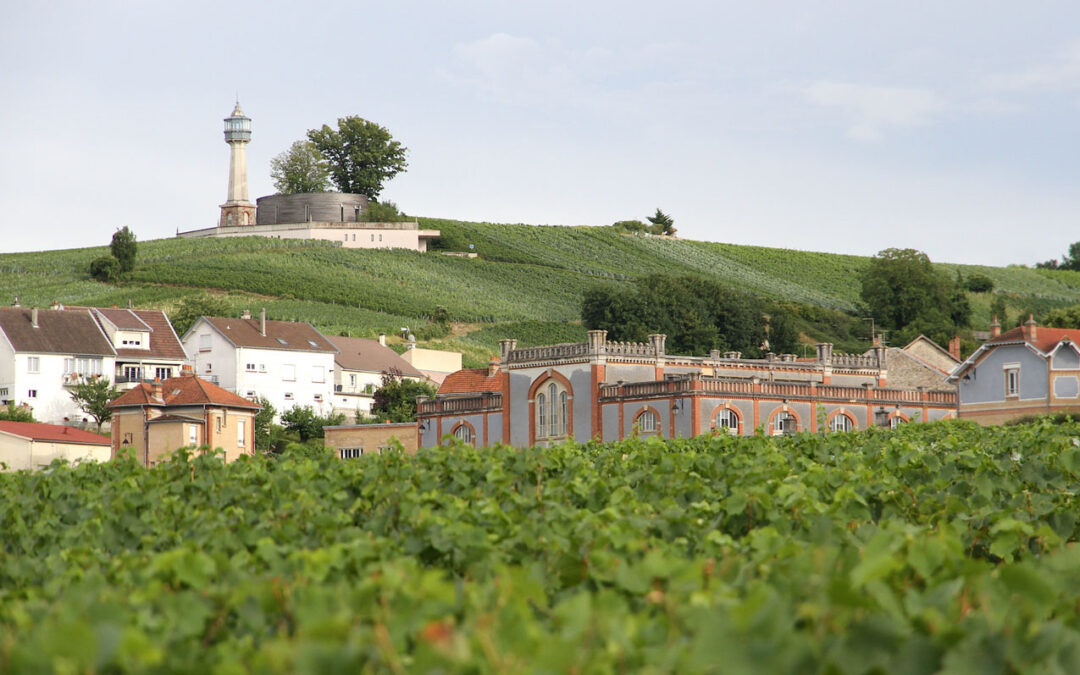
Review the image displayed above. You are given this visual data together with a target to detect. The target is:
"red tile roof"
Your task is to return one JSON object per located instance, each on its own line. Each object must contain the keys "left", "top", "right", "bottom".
{"left": 109, "top": 375, "right": 261, "bottom": 410}
{"left": 438, "top": 368, "right": 501, "bottom": 395}
{"left": 201, "top": 316, "right": 336, "bottom": 353}
{"left": 0, "top": 421, "right": 111, "bottom": 446}
{"left": 988, "top": 325, "right": 1080, "bottom": 353}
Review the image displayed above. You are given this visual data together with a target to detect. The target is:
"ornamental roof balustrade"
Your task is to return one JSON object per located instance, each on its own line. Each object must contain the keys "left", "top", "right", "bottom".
{"left": 598, "top": 376, "right": 956, "bottom": 406}
{"left": 831, "top": 353, "right": 881, "bottom": 368}
{"left": 505, "top": 342, "right": 590, "bottom": 364}
{"left": 417, "top": 393, "right": 503, "bottom": 416}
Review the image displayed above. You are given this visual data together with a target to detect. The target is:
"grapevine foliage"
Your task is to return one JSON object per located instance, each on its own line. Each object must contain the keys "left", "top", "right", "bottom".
{"left": 5, "top": 421, "right": 1080, "bottom": 671}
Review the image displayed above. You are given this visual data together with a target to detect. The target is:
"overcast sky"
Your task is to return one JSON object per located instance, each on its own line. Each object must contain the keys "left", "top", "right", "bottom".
{"left": 3, "top": 2, "right": 1079, "bottom": 265}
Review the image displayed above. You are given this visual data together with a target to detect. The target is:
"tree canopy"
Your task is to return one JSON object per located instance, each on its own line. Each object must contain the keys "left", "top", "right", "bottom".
{"left": 306, "top": 116, "right": 408, "bottom": 198}
{"left": 68, "top": 378, "right": 120, "bottom": 431}
{"left": 859, "top": 248, "right": 970, "bottom": 344}
{"left": 270, "top": 140, "right": 331, "bottom": 194}
{"left": 647, "top": 208, "right": 676, "bottom": 236}
{"left": 1036, "top": 241, "right": 1080, "bottom": 271}
{"left": 110, "top": 226, "right": 137, "bottom": 275}
{"left": 168, "top": 294, "right": 231, "bottom": 337}
{"left": 280, "top": 405, "right": 344, "bottom": 442}
{"left": 581, "top": 274, "right": 798, "bottom": 357}
{"left": 368, "top": 371, "right": 437, "bottom": 423}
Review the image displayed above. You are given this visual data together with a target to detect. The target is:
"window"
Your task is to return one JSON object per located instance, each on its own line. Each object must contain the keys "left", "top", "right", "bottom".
{"left": 352, "top": 234, "right": 356, "bottom": 241}
{"left": 259, "top": 364, "right": 267, "bottom": 373}
{"left": 123, "top": 365, "right": 142, "bottom": 381}
{"left": 155, "top": 367, "right": 171, "bottom": 380}
{"left": 536, "top": 381, "right": 570, "bottom": 440}
{"left": 27, "top": 357, "right": 39, "bottom": 373}
{"left": 371, "top": 234, "right": 375, "bottom": 241}
{"left": 312, "top": 365, "right": 325, "bottom": 383}
{"left": 378, "top": 234, "right": 383, "bottom": 242}
{"left": 340, "top": 447, "right": 363, "bottom": 459}
{"left": 349, "top": 374, "right": 357, "bottom": 387}
{"left": 189, "top": 425, "right": 198, "bottom": 446}
{"left": 314, "top": 394, "right": 323, "bottom": 402}
{"left": 237, "top": 421, "right": 245, "bottom": 447}
{"left": 890, "top": 414, "right": 907, "bottom": 429}
{"left": 636, "top": 409, "right": 659, "bottom": 435}
{"left": 1005, "top": 366, "right": 1020, "bottom": 397}
{"left": 276, "top": 338, "right": 289, "bottom": 346}
{"left": 773, "top": 411, "right": 797, "bottom": 436}
{"left": 0, "top": 388, "right": 7, "bottom": 397}
{"left": 830, "top": 413, "right": 854, "bottom": 432}
{"left": 246, "top": 363, "right": 257, "bottom": 372}
{"left": 284, "top": 392, "right": 294, "bottom": 400}
{"left": 246, "top": 391, "right": 256, "bottom": 399}
{"left": 199, "top": 334, "right": 211, "bottom": 352}
{"left": 453, "top": 423, "right": 474, "bottom": 445}
{"left": 216, "top": 416, "right": 223, "bottom": 432}
{"left": 715, "top": 408, "right": 740, "bottom": 434}
{"left": 27, "top": 389, "right": 37, "bottom": 399}
{"left": 283, "top": 364, "right": 296, "bottom": 381}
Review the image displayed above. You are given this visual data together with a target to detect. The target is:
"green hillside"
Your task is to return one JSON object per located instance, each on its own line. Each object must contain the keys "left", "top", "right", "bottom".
{"left": 2, "top": 219, "right": 1078, "bottom": 366}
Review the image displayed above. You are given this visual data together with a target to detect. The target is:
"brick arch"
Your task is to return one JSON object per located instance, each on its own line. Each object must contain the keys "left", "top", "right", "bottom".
{"left": 711, "top": 404, "right": 743, "bottom": 435}
{"left": 449, "top": 420, "right": 476, "bottom": 446}
{"left": 633, "top": 404, "right": 664, "bottom": 437}
{"left": 528, "top": 369, "right": 574, "bottom": 446}
{"left": 827, "top": 408, "right": 856, "bottom": 432}
{"left": 889, "top": 410, "right": 910, "bottom": 428}
{"left": 767, "top": 406, "right": 802, "bottom": 435}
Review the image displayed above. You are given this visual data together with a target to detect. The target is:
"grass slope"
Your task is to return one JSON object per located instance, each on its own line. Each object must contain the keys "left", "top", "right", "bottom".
{"left": 1, "top": 220, "right": 1078, "bottom": 365}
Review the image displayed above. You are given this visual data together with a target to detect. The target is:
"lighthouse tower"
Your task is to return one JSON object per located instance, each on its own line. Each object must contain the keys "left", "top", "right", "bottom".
{"left": 219, "top": 102, "right": 256, "bottom": 228}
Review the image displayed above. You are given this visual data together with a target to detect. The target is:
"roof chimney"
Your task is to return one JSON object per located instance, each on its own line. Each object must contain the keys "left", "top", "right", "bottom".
{"left": 488, "top": 357, "right": 500, "bottom": 377}
{"left": 990, "top": 314, "right": 1001, "bottom": 338}
{"left": 1023, "top": 314, "right": 1037, "bottom": 342}
{"left": 948, "top": 336, "right": 961, "bottom": 361}
{"left": 241, "top": 309, "right": 251, "bottom": 320}
{"left": 378, "top": 332, "right": 386, "bottom": 347}
{"left": 151, "top": 377, "right": 163, "bottom": 401}
{"left": 31, "top": 307, "right": 38, "bottom": 328}
{"left": 11, "top": 296, "right": 19, "bottom": 308}
{"left": 260, "top": 308, "right": 266, "bottom": 337}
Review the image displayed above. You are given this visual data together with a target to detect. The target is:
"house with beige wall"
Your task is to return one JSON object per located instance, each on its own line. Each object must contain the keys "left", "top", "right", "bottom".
{"left": 108, "top": 374, "right": 261, "bottom": 466}
{"left": 324, "top": 422, "right": 418, "bottom": 458}
{"left": 326, "top": 334, "right": 425, "bottom": 421}
{"left": 399, "top": 346, "right": 462, "bottom": 386}
{"left": 0, "top": 420, "right": 111, "bottom": 471}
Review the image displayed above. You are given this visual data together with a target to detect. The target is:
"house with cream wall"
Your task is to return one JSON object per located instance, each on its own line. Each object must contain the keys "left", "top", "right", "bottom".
{"left": 182, "top": 310, "right": 337, "bottom": 421}
{"left": 108, "top": 375, "right": 261, "bottom": 466}
{"left": 0, "top": 420, "right": 111, "bottom": 471}
{"left": 326, "top": 333, "right": 425, "bottom": 420}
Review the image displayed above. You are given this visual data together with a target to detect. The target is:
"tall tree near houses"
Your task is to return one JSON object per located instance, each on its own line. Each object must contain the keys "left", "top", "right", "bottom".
{"left": 69, "top": 378, "right": 121, "bottom": 432}
{"left": 306, "top": 116, "right": 408, "bottom": 199}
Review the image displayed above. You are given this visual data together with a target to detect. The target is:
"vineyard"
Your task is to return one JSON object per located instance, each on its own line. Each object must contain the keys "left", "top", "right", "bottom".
{"left": 4, "top": 421, "right": 1080, "bottom": 671}
{"left": 2, "top": 221, "right": 1080, "bottom": 366}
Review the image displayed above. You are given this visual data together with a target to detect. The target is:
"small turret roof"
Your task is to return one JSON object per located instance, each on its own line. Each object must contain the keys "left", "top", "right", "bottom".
{"left": 229, "top": 101, "right": 246, "bottom": 117}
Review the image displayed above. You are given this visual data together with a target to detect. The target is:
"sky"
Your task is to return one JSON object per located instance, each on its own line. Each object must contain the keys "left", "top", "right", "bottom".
{"left": 2, "top": 1, "right": 1080, "bottom": 266}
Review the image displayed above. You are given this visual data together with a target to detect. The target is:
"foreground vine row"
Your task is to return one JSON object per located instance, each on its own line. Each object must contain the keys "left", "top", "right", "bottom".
{"left": 3, "top": 420, "right": 1080, "bottom": 672}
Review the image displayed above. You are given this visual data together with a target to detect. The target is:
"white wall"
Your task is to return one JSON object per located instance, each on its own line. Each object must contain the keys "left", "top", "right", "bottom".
{"left": 234, "top": 347, "right": 335, "bottom": 421}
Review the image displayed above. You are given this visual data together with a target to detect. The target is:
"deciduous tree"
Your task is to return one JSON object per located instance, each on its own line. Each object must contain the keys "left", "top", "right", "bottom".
{"left": 68, "top": 378, "right": 120, "bottom": 431}
{"left": 168, "top": 294, "right": 231, "bottom": 336}
{"left": 859, "top": 248, "right": 970, "bottom": 335}
{"left": 270, "top": 140, "right": 331, "bottom": 194}
{"left": 306, "top": 116, "right": 408, "bottom": 198}
{"left": 369, "top": 371, "right": 437, "bottom": 423}
{"left": 110, "top": 226, "right": 137, "bottom": 275}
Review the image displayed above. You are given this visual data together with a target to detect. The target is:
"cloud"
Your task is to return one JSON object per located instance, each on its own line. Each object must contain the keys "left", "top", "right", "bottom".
{"left": 982, "top": 40, "right": 1080, "bottom": 93}
{"left": 798, "top": 80, "right": 945, "bottom": 141}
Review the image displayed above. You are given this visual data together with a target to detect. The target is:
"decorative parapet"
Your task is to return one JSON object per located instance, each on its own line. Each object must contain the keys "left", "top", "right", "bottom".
{"left": 605, "top": 340, "right": 657, "bottom": 358}
{"left": 417, "top": 393, "right": 503, "bottom": 416}
{"left": 505, "top": 342, "right": 590, "bottom": 364}
{"left": 831, "top": 353, "right": 881, "bottom": 369}
{"left": 598, "top": 377, "right": 955, "bottom": 406}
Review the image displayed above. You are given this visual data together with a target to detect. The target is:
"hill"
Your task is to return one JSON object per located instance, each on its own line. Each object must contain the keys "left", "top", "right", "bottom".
{"left": 2, "top": 219, "right": 1079, "bottom": 366}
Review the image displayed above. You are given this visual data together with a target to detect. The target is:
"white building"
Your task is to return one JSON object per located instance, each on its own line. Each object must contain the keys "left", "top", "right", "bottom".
{"left": 326, "top": 334, "right": 426, "bottom": 421}
{"left": 0, "top": 305, "right": 191, "bottom": 425}
{"left": 182, "top": 310, "right": 337, "bottom": 421}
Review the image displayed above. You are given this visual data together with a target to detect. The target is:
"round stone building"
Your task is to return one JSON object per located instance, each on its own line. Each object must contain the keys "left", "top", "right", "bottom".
{"left": 255, "top": 193, "right": 370, "bottom": 225}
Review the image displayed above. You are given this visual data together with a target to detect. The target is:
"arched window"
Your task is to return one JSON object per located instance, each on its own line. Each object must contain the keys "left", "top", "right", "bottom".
{"left": 532, "top": 373, "right": 572, "bottom": 443}
{"left": 714, "top": 407, "right": 740, "bottom": 435}
{"left": 226, "top": 213, "right": 233, "bottom": 227}
{"left": 241, "top": 212, "right": 249, "bottom": 225}
{"left": 773, "top": 411, "right": 797, "bottom": 436}
{"left": 636, "top": 409, "right": 659, "bottom": 436}
{"left": 452, "top": 422, "right": 474, "bottom": 445}
{"left": 830, "top": 413, "right": 854, "bottom": 432}
{"left": 890, "top": 413, "right": 908, "bottom": 429}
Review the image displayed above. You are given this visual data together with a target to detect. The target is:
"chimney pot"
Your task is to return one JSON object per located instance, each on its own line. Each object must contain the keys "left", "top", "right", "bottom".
{"left": 260, "top": 308, "right": 266, "bottom": 337}
{"left": 31, "top": 307, "right": 39, "bottom": 328}
{"left": 990, "top": 314, "right": 1001, "bottom": 338}
{"left": 488, "top": 357, "right": 500, "bottom": 377}
{"left": 241, "top": 309, "right": 251, "bottom": 320}
{"left": 378, "top": 332, "right": 386, "bottom": 347}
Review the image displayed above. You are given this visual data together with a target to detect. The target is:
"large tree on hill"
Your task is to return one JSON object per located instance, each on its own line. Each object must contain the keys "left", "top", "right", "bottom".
{"left": 306, "top": 116, "right": 408, "bottom": 198}
{"left": 270, "top": 140, "right": 331, "bottom": 194}
{"left": 647, "top": 208, "right": 676, "bottom": 236}
{"left": 110, "top": 226, "right": 137, "bottom": 275}
{"left": 859, "top": 248, "right": 970, "bottom": 343}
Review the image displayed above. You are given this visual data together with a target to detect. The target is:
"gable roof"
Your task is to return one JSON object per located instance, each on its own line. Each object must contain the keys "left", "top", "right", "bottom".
{"left": 90, "top": 308, "right": 188, "bottom": 361}
{"left": 438, "top": 368, "right": 501, "bottom": 395}
{"left": 987, "top": 325, "right": 1080, "bottom": 353}
{"left": 327, "top": 336, "right": 424, "bottom": 378}
{"left": 109, "top": 375, "right": 261, "bottom": 410}
{"left": 0, "top": 307, "right": 114, "bottom": 355}
{"left": 0, "top": 420, "right": 111, "bottom": 446}
{"left": 197, "top": 316, "right": 337, "bottom": 353}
